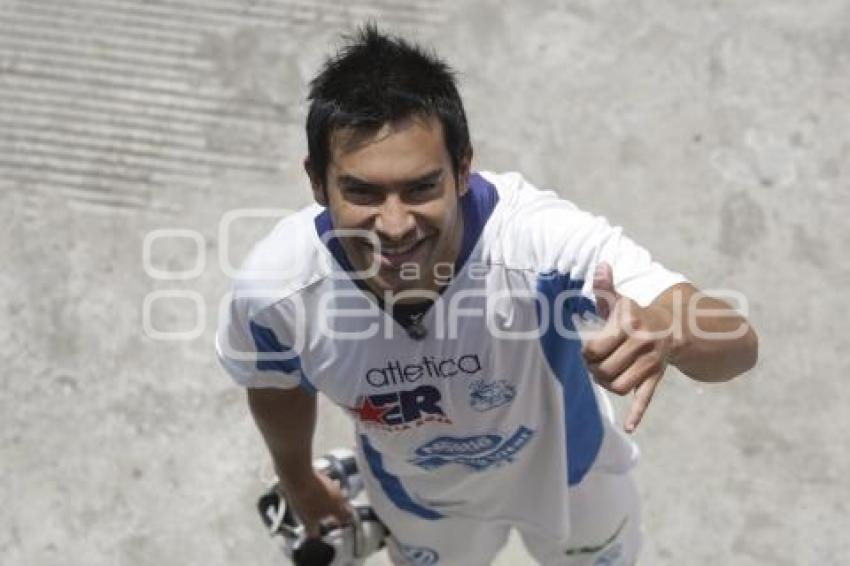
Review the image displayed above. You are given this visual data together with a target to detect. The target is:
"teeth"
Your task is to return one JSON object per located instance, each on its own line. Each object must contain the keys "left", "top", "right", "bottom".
{"left": 382, "top": 241, "right": 418, "bottom": 255}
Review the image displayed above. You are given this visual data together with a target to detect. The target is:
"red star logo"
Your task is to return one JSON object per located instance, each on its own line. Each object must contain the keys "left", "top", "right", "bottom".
{"left": 352, "top": 397, "right": 389, "bottom": 424}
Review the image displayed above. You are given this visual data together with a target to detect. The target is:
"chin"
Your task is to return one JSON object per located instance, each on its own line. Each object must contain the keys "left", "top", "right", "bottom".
{"left": 377, "top": 272, "right": 431, "bottom": 297}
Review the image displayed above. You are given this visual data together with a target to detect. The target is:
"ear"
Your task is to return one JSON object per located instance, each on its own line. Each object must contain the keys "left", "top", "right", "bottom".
{"left": 456, "top": 146, "right": 473, "bottom": 197}
{"left": 304, "top": 158, "right": 327, "bottom": 206}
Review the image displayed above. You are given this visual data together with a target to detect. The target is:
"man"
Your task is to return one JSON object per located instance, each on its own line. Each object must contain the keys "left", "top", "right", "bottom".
{"left": 216, "top": 24, "right": 758, "bottom": 566}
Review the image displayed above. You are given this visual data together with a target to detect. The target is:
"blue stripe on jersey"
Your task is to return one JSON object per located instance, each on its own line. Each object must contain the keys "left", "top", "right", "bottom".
{"left": 249, "top": 321, "right": 317, "bottom": 394}
{"left": 457, "top": 173, "right": 500, "bottom": 269}
{"left": 313, "top": 172, "right": 499, "bottom": 278}
{"left": 314, "top": 208, "right": 356, "bottom": 273}
{"left": 535, "top": 274, "right": 604, "bottom": 486}
{"left": 360, "top": 434, "right": 444, "bottom": 520}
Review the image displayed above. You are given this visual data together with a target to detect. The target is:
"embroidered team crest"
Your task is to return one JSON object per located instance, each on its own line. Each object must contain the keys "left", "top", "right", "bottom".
{"left": 468, "top": 379, "right": 516, "bottom": 412}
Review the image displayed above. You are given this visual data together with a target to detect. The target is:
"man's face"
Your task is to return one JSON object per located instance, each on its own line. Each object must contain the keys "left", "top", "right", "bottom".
{"left": 310, "top": 114, "right": 470, "bottom": 299}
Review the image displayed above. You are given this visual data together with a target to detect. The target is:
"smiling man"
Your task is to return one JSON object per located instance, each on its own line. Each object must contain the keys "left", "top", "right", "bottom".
{"left": 311, "top": 113, "right": 469, "bottom": 299}
{"left": 216, "top": 25, "right": 758, "bottom": 566}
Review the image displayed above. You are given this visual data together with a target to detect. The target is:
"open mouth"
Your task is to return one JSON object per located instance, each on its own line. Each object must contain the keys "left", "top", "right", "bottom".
{"left": 376, "top": 238, "right": 429, "bottom": 269}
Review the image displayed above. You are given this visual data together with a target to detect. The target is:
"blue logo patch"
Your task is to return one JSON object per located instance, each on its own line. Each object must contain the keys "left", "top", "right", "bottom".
{"left": 398, "top": 543, "right": 440, "bottom": 565}
{"left": 468, "top": 379, "right": 516, "bottom": 412}
{"left": 409, "top": 426, "right": 535, "bottom": 471}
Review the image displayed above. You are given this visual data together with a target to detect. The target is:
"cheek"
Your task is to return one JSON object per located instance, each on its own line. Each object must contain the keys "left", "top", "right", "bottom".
{"left": 333, "top": 204, "right": 373, "bottom": 230}
{"left": 422, "top": 196, "right": 458, "bottom": 230}
{"left": 422, "top": 204, "right": 459, "bottom": 255}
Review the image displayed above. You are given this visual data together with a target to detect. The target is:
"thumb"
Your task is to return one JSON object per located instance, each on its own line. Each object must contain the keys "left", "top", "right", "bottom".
{"left": 592, "top": 262, "right": 619, "bottom": 320}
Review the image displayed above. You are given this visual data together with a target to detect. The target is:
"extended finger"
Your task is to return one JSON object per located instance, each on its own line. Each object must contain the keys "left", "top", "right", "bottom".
{"left": 624, "top": 372, "right": 662, "bottom": 433}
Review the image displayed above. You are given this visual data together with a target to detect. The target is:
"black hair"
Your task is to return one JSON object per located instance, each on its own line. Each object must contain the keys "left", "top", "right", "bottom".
{"left": 306, "top": 23, "right": 471, "bottom": 186}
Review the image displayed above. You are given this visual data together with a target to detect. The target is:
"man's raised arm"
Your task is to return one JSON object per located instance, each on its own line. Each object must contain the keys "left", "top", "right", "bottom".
{"left": 656, "top": 281, "right": 759, "bottom": 383}
{"left": 584, "top": 263, "right": 759, "bottom": 432}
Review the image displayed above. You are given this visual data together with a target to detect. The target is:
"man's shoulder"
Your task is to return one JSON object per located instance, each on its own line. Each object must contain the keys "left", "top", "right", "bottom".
{"left": 477, "top": 170, "right": 596, "bottom": 271}
{"left": 480, "top": 170, "right": 591, "bottom": 215}
{"left": 229, "top": 203, "right": 332, "bottom": 311}
{"left": 476, "top": 170, "right": 524, "bottom": 202}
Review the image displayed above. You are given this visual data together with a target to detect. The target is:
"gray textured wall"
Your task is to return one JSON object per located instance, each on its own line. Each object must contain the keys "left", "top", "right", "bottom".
{"left": 2, "top": 1, "right": 848, "bottom": 564}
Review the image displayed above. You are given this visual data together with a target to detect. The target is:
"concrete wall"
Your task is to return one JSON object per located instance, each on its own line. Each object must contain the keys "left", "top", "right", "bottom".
{"left": 1, "top": 1, "right": 848, "bottom": 564}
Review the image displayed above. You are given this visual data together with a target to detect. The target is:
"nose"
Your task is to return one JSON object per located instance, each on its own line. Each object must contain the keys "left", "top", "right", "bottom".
{"left": 374, "top": 194, "right": 415, "bottom": 242}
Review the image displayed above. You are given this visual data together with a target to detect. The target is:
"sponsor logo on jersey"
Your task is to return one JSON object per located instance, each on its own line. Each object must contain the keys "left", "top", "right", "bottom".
{"left": 408, "top": 426, "right": 534, "bottom": 472}
{"left": 348, "top": 384, "right": 452, "bottom": 431}
{"left": 397, "top": 543, "right": 440, "bottom": 566}
{"left": 366, "top": 353, "right": 482, "bottom": 388}
{"left": 468, "top": 379, "right": 516, "bottom": 412}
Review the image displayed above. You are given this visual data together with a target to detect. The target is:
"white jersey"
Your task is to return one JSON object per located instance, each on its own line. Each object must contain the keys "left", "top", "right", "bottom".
{"left": 216, "top": 171, "right": 686, "bottom": 542}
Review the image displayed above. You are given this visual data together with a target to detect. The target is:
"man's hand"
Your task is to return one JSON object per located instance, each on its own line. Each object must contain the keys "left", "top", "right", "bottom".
{"left": 581, "top": 263, "right": 677, "bottom": 433}
{"left": 278, "top": 469, "right": 354, "bottom": 539}
{"left": 247, "top": 387, "right": 353, "bottom": 538}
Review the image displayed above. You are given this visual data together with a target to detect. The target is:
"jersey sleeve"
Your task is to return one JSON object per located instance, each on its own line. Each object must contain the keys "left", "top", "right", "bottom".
{"left": 215, "top": 295, "right": 310, "bottom": 391}
{"left": 495, "top": 172, "right": 687, "bottom": 306}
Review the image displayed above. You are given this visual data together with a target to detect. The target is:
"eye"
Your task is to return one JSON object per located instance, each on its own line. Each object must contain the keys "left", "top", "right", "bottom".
{"left": 343, "top": 185, "right": 381, "bottom": 203}
{"left": 404, "top": 181, "right": 441, "bottom": 202}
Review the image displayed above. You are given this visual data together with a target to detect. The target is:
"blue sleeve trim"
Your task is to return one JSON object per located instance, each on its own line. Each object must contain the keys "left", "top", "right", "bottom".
{"left": 360, "top": 434, "right": 444, "bottom": 520}
{"left": 249, "top": 321, "right": 316, "bottom": 394}
{"left": 535, "top": 273, "right": 604, "bottom": 486}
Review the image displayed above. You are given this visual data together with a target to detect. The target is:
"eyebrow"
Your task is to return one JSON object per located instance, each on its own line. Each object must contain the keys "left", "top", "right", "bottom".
{"left": 337, "top": 168, "right": 444, "bottom": 190}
